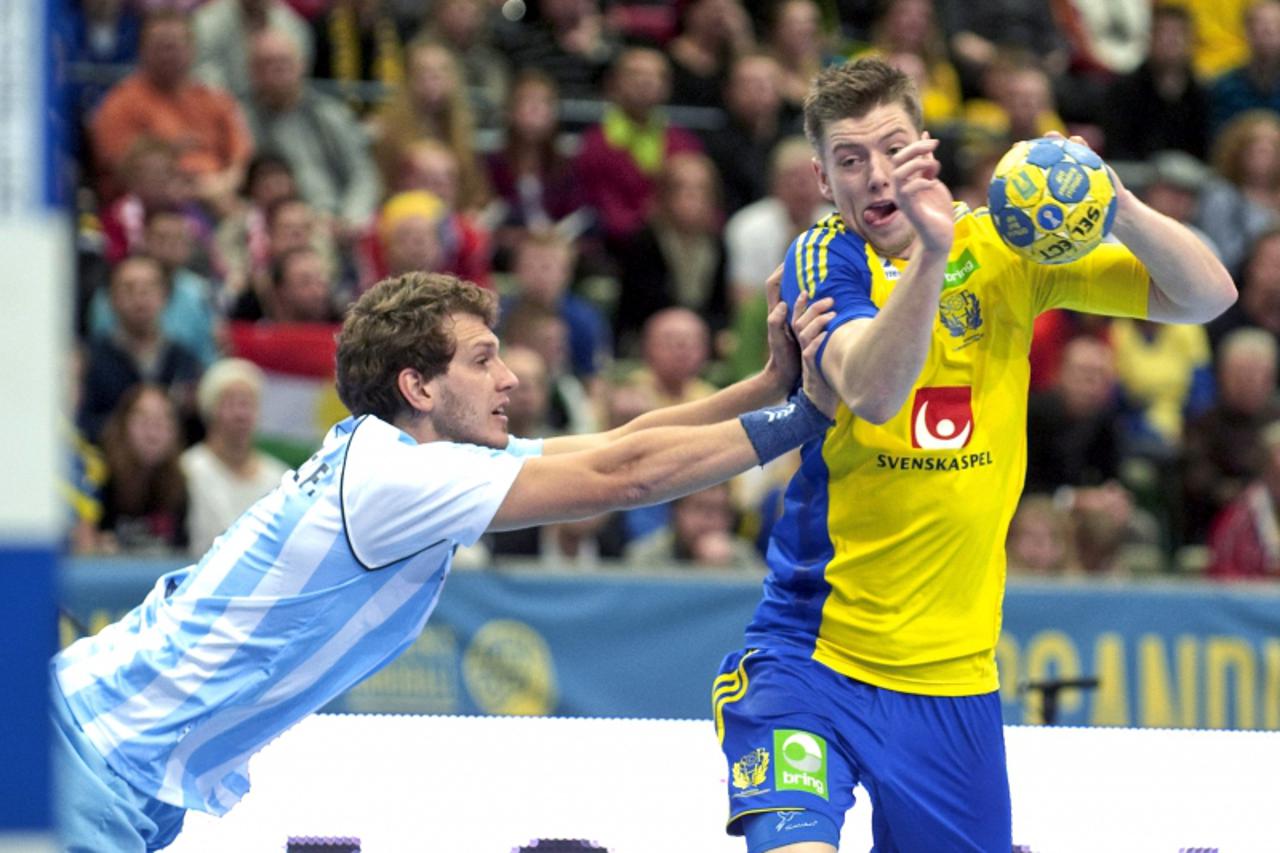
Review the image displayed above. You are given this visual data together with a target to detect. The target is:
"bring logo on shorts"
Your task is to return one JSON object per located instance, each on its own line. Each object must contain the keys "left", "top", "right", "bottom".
{"left": 773, "top": 730, "right": 829, "bottom": 800}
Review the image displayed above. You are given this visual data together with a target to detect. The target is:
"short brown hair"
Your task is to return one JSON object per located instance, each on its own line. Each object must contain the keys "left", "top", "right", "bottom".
{"left": 336, "top": 272, "right": 497, "bottom": 422}
{"left": 803, "top": 58, "right": 922, "bottom": 156}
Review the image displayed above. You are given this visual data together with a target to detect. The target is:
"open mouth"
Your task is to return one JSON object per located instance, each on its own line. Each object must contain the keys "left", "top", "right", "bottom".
{"left": 863, "top": 200, "right": 899, "bottom": 228}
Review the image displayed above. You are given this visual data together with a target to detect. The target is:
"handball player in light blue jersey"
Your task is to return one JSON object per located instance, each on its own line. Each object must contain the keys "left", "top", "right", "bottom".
{"left": 52, "top": 270, "right": 838, "bottom": 851}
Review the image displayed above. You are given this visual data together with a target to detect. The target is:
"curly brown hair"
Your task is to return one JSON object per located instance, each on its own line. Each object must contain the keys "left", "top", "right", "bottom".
{"left": 336, "top": 272, "right": 497, "bottom": 423}
{"left": 803, "top": 57, "right": 922, "bottom": 157}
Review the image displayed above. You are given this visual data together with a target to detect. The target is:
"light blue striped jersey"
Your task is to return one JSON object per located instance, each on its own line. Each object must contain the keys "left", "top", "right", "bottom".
{"left": 53, "top": 415, "right": 541, "bottom": 815}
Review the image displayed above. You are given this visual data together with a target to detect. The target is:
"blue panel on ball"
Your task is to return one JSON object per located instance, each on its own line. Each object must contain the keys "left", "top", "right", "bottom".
{"left": 1047, "top": 163, "right": 1089, "bottom": 203}
{"left": 987, "top": 176, "right": 1007, "bottom": 212}
{"left": 1036, "top": 204, "right": 1065, "bottom": 230}
{"left": 1102, "top": 194, "right": 1118, "bottom": 237}
{"left": 998, "top": 209, "right": 1036, "bottom": 247}
{"left": 1026, "top": 139, "right": 1064, "bottom": 168}
{"left": 1063, "top": 140, "right": 1103, "bottom": 169}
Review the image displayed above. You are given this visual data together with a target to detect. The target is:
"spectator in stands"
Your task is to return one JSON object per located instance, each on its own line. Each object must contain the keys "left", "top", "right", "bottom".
{"left": 91, "top": 208, "right": 220, "bottom": 367}
{"left": 214, "top": 152, "right": 298, "bottom": 302}
{"left": 228, "top": 196, "right": 336, "bottom": 320}
{"left": 1197, "top": 110, "right": 1280, "bottom": 276}
{"left": 1064, "top": 480, "right": 1163, "bottom": 576}
{"left": 1206, "top": 419, "right": 1280, "bottom": 578}
{"left": 624, "top": 482, "right": 764, "bottom": 570}
{"left": 372, "top": 190, "right": 445, "bottom": 284}
{"left": 180, "top": 358, "right": 288, "bottom": 555}
{"left": 485, "top": 70, "right": 585, "bottom": 254}
{"left": 373, "top": 38, "right": 488, "bottom": 213}
{"left": 767, "top": 0, "right": 833, "bottom": 114}
{"left": 1137, "top": 150, "right": 1219, "bottom": 256}
{"left": 861, "top": 0, "right": 963, "bottom": 128}
{"left": 1182, "top": 328, "right": 1280, "bottom": 544}
{"left": 63, "top": 347, "right": 110, "bottom": 556}
{"left": 1171, "top": 0, "right": 1251, "bottom": 81}
{"left": 623, "top": 307, "right": 717, "bottom": 409}
{"left": 503, "top": 230, "right": 610, "bottom": 380}
{"left": 614, "top": 152, "right": 727, "bottom": 355}
{"left": 1006, "top": 494, "right": 1079, "bottom": 576}
{"left": 503, "top": 345, "right": 556, "bottom": 439}
{"left": 725, "top": 136, "right": 830, "bottom": 310}
{"left": 1103, "top": 5, "right": 1209, "bottom": 162}
{"left": 496, "top": 0, "right": 620, "bottom": 101}
{"left": 504, "top": 301, "right": 599, "bottom": 434}
{"left": 392, "top": 141, "right": 493, "bottom": 288}
{"left": 1210, "top": 0, "right": 1280, "bottom": 136}
{"left": 1111, "top": 317, "right": 1214, "bottom": 456}
{"left": 1025, "top": 336, "right": 1124, "bottom": 493}
{"left": 98, "top": 384, "right": 189, "bottom": 554}
{"left": 1208, "top": 228, "right": 1280, "bottom": 354}
{"left": 722, "top": 139, "right": 831, "bottom": 380}
{"left": 701, "top": 52, "right": 799, "bottom": 216}
{"left": 92, "top": 10, "right": 255, "bottom": 213}
{"left": 80, "top": 256, "right": 203, "bottom": 444}
{"left": 98, "top": 137, "right": 204, "bottom": 266}
{"left": 242, "top": 28, "right": 382, "bottom": 235}
{"left": 311, "top": 0, "right": 408, "bottom": 114}
{"left": 666, "top": 0, "right": 757, "bottom": 109}
{"left": 265, "top": 247, "right": 343, "bottom": 324}
{"left": 574, "top": 47, "right": 702, "bottom": 250}
{"left": 937, "top": 0, "right": 1068, "bottom": 99}
{"left": 963, "top": 55, "right": 1066, "bottom": 149}
{"left": 69, "top": 0, "right": 142, "bottom": 130}
{"left": 421, "top": 0, "right": 510, "bottom": 126}
{"left": 193, "top": 0, "right": 312, "bottom": 103}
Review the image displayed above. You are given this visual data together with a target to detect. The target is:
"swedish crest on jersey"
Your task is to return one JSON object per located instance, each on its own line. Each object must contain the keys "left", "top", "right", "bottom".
{"left": 731, "top": 747, "right": 771, "bottom": 797}
{"left": 939, "top": 289, "right": 983, "bottom": 348}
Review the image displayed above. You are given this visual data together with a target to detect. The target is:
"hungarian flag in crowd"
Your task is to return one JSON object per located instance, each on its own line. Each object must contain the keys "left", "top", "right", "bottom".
{"left": 227, "top": 322, "right": 348, "bottom": 467}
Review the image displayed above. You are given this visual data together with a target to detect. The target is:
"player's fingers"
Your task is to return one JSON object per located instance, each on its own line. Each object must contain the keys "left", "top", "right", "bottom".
{"left": 765, "top": 264, "right": 784, "bottom": 309}
{"left": 793, "top": 306, "right": 834, "bottom": 345}
{"left": 890, "top": 136, "right": 940, "bottom": 167}
{"left": 795, "top": 296, "right": 833, "bottom": 330}
{"left": 801, "top": 329, "right": 827, "bottom": 362}
{"left": 797, "top": 310, "right": 835, "bottom": 348}
{"left": 767, "top": 300, "right": 788, "bottom": 329}
{"left": 897, "top": 176, "right": 943, "bottom": 197}
{"left": 893, "top": 155, "right": 941, "bottom": 184}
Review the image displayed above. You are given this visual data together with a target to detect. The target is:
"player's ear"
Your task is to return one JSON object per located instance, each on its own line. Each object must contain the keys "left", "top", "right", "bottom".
{"left": 397, "top": 367, "right": 436, "bottom": 415}
{"left": 812, "top": 156, "right": 833, "bottom": 202}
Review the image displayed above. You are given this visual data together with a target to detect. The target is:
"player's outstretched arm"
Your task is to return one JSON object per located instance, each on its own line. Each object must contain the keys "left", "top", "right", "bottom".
{"left": 488, "top": 311, "right": 836, "bottom": 531}
{"left": 1109, "top": 172, "right": 1236, "bottom": 324}
{"left": 1043, "top": 132, "right": 1236, "bottom": 324}
{"left": 540, "top": 270, "right": 834, "bottom": 455}
{"left": 820, "top": 134, "right": 954, "bottom": 424}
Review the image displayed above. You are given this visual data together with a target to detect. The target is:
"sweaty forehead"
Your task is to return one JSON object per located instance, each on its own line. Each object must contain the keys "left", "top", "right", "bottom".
{"left": 451, "top": 313, "right": 497, "bottom": 347}
{"left": 824, "top": 105, "right": 914, "bottom": 149}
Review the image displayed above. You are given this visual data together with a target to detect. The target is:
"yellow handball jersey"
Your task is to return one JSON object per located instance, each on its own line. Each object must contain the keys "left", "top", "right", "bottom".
{"left": 753, "top": 206, "right": 1149, "bottom": 696}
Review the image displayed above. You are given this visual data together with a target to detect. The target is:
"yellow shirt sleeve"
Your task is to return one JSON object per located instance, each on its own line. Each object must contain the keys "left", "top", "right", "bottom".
{"left": 1029, "top": 241, "right": 1150, "bottom": 319}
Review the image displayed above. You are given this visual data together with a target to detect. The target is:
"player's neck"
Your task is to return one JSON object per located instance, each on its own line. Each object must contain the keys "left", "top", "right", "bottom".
{"left": 393, "top": 415, "right": 436, "bottom": 445}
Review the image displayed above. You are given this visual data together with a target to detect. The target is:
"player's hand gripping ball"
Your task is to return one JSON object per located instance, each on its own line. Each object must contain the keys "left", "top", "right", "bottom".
{"left": 987, "top": 136, "right": 1118, "bottom": 265}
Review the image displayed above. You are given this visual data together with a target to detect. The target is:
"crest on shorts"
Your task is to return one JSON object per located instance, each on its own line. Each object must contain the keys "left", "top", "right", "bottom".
{"left": 732, "top": 747, "right": 770, "bottom": 790}
{"left": 939, "top": 289, "right": 983, "bottom": 347}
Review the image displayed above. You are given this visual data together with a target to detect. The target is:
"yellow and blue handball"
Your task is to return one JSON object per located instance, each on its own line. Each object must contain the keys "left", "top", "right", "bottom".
{"left": 987, "top": 136, "right": 1118, "bottom": 265}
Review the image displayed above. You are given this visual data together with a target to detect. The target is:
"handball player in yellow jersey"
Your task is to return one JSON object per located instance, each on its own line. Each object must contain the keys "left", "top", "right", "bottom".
{"left": 712, "top": 58, "right": 1236, "bottom": 853}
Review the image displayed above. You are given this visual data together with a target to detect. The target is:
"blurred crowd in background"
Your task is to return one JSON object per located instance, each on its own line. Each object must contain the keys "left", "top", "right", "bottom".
{"left": 58, "top": 0, "right": 1280, "bottom": 580}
